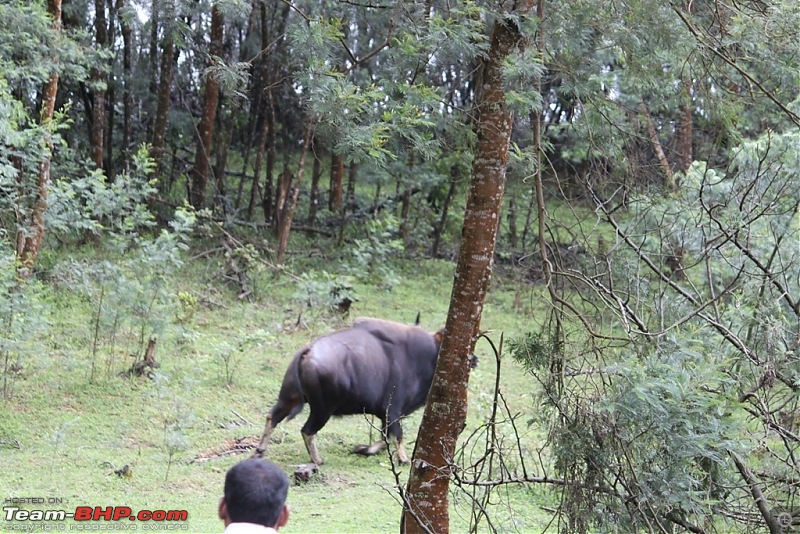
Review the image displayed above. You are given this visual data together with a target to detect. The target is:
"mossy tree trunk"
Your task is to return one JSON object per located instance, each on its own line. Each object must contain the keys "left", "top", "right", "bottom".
{"left": 401, "top": 6, "right": 533, "bottom": 532}
{"left": 17, "top": 0, "right": 62, "bottom": 277}
{"left": 190, "top": 4, "right": 223, "bottom": 209}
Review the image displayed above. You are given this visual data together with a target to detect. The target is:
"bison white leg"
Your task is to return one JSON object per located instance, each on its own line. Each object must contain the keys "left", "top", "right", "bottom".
{"left": 395, "top": 437, "right": 410, "bottom": 464}
{"left": 302, "top": 432, "right": 324, "bottom": 465}
{"left": 253, "top": 414, "right": 275, "bottom": 458}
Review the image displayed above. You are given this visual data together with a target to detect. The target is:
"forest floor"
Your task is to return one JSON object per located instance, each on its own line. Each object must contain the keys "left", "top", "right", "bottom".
{"left": 0, "top": 247, "right": 557, "bottom": 533}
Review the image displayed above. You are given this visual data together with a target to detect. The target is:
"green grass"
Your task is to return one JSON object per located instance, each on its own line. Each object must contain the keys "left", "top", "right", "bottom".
{"left": 0, "top": 252, "right": 555, "bottom": 533}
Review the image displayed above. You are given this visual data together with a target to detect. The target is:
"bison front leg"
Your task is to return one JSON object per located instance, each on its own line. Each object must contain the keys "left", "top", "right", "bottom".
{"left": 302, "top": 432, "right": 324, "bottom": 465}
{"left": 253, "top": 414, "right": 275, "bottom": 458}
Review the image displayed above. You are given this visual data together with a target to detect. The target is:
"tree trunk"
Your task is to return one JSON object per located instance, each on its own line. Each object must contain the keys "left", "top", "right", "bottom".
{"left": 508, "top": 196, "right": 518, "bottom": 249}
{"left": 91, "top": 0, "right": 107, "bottom": 170}
{"left": 401, "top": 8, "right": 531, "bottom": 532}
{"left": 639, "top": 102, "right": 675, "bottom": 191}
{"left": 400, "top": 152, "right": 414, "bottom": 244}
{"left": 676, "top": 79, "right": 693, "bottom": 174}
{"left": 148, "top": 0, "right": 159, "bottom": 108}
{"left": 264, "top": 88, "right": 276, "bottom": 222}
{"left": 17, "top": 0, "right": 62, "bottom": 277}
{"left": 346, "top": 163, "right": 357, "bottom": 212}
{"left": 150, "top": 32, "right": 175, "bottom": 173}
{"left": 119, "top": 0, "right": 132, "bottom": 173}
{"left": 273, "top": 166, "right": 291, "bottom": 237}
{"left": 261, "top": 0, "right": 288, "bottom": 222}
{"left": 430, "top": 165, "right": 459, "bottom": 258}
{"left": 308, "top": 147, "right": 322, "bottom": 224}
{"left": 329, "top": 154, "right": 344, "bottom": 212}
{"left": 336, "top": 163, "right": 357, "bottom": 247}
{"left": 104, "top": 0, "right": 120, "bottom": 180}
{"left": 213, "top": 106, "right": 233, "bottom": 207}
{"left": 189, "top": 4, "right": 224, "bottom": 209}
{"left": 276, "top": 119, "right": 314, "bottom": 265}
{"left": 248, "top": 113, "right": 269, "bottom": 221}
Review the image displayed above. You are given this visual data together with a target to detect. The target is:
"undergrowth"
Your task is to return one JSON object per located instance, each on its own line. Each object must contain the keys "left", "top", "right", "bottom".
{"left": 0, "top": 245, "right": 552, "bottom": 533}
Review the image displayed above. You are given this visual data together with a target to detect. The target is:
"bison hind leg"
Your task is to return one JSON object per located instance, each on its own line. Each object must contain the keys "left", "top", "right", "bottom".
{"left": 302, "top": 432, "right": 324, "bottom": 465}
{"left": 351, "top": 436, "right": 409, "bottom": 464}
{"left": 351, "top": 417, "right": 409, "bottom": 463}
{"left": 351, "top": 441, "right": 386, "bottom": 456}
{"left": 255, "top": 396, "right": 305, "bottom": 458}
{"left": 254, "top": 414, "right": 275, "bottom": 458}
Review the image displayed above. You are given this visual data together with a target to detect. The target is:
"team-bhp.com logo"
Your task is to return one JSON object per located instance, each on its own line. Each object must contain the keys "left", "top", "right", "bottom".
{"left": 3, "top": 502, "right": 189, "bottom": 531}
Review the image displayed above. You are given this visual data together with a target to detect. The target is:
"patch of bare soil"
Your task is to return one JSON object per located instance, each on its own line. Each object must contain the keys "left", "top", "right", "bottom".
{"left": 192, "top": 436, "right": 258, "bottom": 463}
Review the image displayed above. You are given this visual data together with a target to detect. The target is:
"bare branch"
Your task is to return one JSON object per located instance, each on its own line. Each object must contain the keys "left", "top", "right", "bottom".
{"left": 731, "top": 452, "right": 784, "bottom": 534}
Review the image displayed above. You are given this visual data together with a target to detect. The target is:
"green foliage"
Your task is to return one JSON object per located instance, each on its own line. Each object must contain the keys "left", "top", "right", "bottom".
{"left": 204, "top": 55, "right": 250, "bottom": 101}
{"left": 47, "top": 145, "right": 158, "bottom": 240}
{"left": 44, "top": 149, "right": 196, "bottom": 380}
{"left": 527, "top": 124, "right": 800, "bottom": 530}
{"left": 0, "top": 251, "right": 546, "bottom": 532}
{"left": 175, "top": 291, "right": 198, "bottom": 324}
{"left": 508, "top": 330, "right": 552, "bottom": 375}
{"left": 595, "top": 345, "right": 742, "bottom": 517}
{"left": 0, "top": 1, "right": 90, "bottom": 88}
{"left": 295, "top": 271, "right": 357, "bottom": 313}
{"left": 346, "top": 214, "right": 404, "bottom": 289}
{"left": 503, "top": 47, "right": 545, "bottom": 115}
{"left": 0, "top": 250, "right": 46, "bottom": 400}
{"left": 0, "top": 83, "right": 71, "bottom": 241}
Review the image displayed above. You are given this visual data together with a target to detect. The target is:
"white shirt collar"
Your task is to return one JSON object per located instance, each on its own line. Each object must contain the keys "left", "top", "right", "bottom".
{"left": 223, "top": 522, "right": 279, "bottom": 534}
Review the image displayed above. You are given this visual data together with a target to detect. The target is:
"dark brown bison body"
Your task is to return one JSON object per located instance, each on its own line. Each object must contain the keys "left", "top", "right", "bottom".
{"left": 254, "top": 318, "right": 443, "bottom": 465}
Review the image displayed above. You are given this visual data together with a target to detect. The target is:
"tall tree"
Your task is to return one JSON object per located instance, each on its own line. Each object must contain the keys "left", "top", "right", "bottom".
{"left": 275, "top": 119, "right": 314, "bottom": 264}
{"left": 117, "top": 0, "right": 132, "bottom": 172}
{"left": 90, "top": 0, "right": 107, "bottom": 170}
{"left": 149, "top": 1, "right": 175, "bottom": 173}
{"left": 189, "top": 4, "right": 224, "bottom": 208}
{"left": 16, "top": 0, "right": 63, "bottom": 277}
{"left": 401, "top": 3, "right": 535, "bottom": 532}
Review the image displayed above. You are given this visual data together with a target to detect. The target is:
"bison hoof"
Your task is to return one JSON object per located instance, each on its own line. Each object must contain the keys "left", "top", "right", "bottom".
{"left": 351, "top": 444, "right": 372, "bottom": 456}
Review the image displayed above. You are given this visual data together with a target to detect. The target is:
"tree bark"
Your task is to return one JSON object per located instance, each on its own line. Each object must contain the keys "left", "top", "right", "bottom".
{"left": 148, "top": 0, "right": 159, "bottom": 107}
{"left": 336, "top": 163, "right": 357, "bottom": 247}
{"left": 329, "top": 153, "right": 344, "bottom": 212}
{"left": 213, "top": 106, "right": 233, "bottom": 206}
{"left": 275, "top": 119, "right": 314, "bottom": 265}
{"left": 263, "top": 88, "right": 276, "bottom": 222}
{"left": 104, "top": 0, "right": 120, "bottom": 180}
{"left": 118, "top": 0, "right": 132, "bottom": 172}
{"left": 150, "top": 27, "right": 175, "bottom": 173}
{"left": 399, "top": 152, "right": 414, "bottom": 244}
{"left": 308, "top": 147, "right": 322, "bottom": 224}
{"left": 430, "top": 165, "right": 459, "bottom": 258}
{"left": 676, "top": 79, "right": 693, "bottom": 174}
{"left": 248, "top": 113, "right": 269, "bottom": 221}
{"left": 346, "top": 162, "right": 357, "bottom": 212}
{"left": 17, "top": 0, "right": 62, "bottom": 277}
{"left": 190, "top": 4, "right": 224, "bottom": 209}
{"left": 91, "top": 0, "right": 107, "bottom": 170}
{"left": 401, "top": 8, "right": 531, "bottom": 532}
{"left": 639, "top": 102, "right": 675, "bottom": 191}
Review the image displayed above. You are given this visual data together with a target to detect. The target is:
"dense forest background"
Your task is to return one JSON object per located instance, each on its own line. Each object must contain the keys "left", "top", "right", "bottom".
{"left": 1, "top": 0, "right": 799, "bottom": 532}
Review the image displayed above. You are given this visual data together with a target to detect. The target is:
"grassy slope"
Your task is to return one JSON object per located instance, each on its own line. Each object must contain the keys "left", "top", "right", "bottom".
{"left": 0, "top": 252, "right": 555, "bottom": 533}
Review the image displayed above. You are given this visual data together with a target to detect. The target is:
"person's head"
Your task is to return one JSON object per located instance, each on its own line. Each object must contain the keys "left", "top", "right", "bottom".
{"left": 219, "top": 458, "right": 290, "bottom": 529}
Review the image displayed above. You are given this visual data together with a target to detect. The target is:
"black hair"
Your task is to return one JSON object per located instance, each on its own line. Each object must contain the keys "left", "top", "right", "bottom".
{"left": 224, "top": 458, "right": 289, "bottom": 527}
